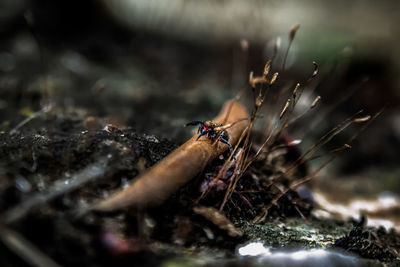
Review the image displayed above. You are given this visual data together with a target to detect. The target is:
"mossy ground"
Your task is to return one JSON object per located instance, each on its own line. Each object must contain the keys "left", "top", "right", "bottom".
{"left": 0, "top": 109, "right": 399, "bottom": 266}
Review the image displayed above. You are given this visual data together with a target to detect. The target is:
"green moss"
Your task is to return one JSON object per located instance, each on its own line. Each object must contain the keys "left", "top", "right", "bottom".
{"left": 238, "top": 217, "right": 352, "bottom": 249}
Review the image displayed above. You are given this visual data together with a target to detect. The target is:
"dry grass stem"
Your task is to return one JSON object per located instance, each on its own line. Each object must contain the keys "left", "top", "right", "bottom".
{"left": 311, "top": 61, "right": 319, "bottom": 78}
{"left": 270, "top": 72, "right": 279, "bottom": 85}
{"left": 353, "top": 115, "right": 371, "bottom": 123}
{"left": 311, "top": 95, "right": 321, "bottom": 108}
{"left": 289, "top": 24, "right": 301, "bottom": 41}
{"left": 292, "top": 83, "right": 300, "bottom": 98}
{"left": 253, "top": 107, "right": 384, "bottom": 223}
{"left": 263, "top": 60, "right": 272, "bottom": 80}
{"left": 253, "top": 148, "right": 342, "bottom": 223}
{"left": 282, "top": 24, "right": 300, "bottom": 71}
{"left": 280, "top": 99, "right": 291, "bottom": 119}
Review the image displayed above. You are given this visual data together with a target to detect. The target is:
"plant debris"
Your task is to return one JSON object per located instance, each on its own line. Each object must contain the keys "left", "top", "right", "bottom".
{"left": 193, "top": 206, "right": 243, "bottom": 238}
{"left": 334, "top": 220, "right": 399, "bottom": 262}
{"left": 94, "top": 100, "right": 248, "bottom": 211}
{"left": 0, "top": 11, "right": 398, "bottom": 266}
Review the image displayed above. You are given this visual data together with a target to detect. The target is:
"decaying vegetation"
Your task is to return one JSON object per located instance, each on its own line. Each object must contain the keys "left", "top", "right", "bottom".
{"left": 94, "top": 100, "right": 248, "bottom": 211}
{"left": 0, "top": 19, "right": 398, "bottom": 267}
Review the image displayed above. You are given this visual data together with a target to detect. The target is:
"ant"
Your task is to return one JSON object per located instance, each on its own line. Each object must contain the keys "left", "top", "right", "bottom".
{"left": 185, "top": 121, "right": 233, "bottom": 154}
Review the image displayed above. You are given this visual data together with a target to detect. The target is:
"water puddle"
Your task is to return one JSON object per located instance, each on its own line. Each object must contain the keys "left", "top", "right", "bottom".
{"left": 235, "top": 242, "right": 363, "bottom": 267}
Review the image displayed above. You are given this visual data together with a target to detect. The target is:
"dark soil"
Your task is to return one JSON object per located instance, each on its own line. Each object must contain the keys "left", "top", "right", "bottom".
{"left": 334, "top": 219, "right": 399, "bottom": 262}
{"left": 1, "top": 2, "right": 400, "bottom": 266}
{"left": 1, "top": 109, "right": 399, "bottom": 267}
{"left": 0, "top": 107, "right": 314, "bottom": 266}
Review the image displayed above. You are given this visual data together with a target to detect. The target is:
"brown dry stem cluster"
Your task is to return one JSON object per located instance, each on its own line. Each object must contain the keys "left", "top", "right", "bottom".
{"left": 194, "top": 26, "right": 379, "bottom": 223}
{"left": 95, "top": 24, "right": 380, "bottom": 226}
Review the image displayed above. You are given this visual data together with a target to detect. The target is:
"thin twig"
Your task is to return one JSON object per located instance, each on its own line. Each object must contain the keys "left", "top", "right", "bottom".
{"left": 3, "top": 158, "right": 108, "bottom": 224}
{"left": 253, "top": 106, "right": 385, "bottom": 223}
{"left": 267, "top": 110, "right": 363, "bottom": 186}
{"left": 253, "top": 148, "right": 344, "bottom": 223}
{"left": 281, "top": 24, "right": 300, "bottom": 72}
{"left": 0, "top": 224, "right": 62, "bottom": 267}
{"left": 10, "top": 105, "right": 52, "bottom": 135}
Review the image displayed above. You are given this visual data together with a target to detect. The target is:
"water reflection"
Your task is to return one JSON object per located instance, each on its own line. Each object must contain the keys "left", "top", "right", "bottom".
{"left": 237, "top": 242, "right": 361, "bottom": 267}
{"left": 238, "top": 242, "right": 271, "bottom": 256}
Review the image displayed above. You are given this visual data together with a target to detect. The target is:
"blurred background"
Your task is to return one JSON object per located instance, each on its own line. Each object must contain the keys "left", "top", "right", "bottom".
{"left": 1, "top": 0, "right": 399, "bottom": 228}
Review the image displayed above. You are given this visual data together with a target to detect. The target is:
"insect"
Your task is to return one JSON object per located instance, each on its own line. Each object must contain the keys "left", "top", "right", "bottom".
{"left": 185, "top": 120, "right": 233, "bottom": 153}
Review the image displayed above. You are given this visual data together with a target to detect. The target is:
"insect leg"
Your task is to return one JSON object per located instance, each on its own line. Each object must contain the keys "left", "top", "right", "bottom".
{"left": 209, "top": 131, "right": 217, "bottom": 141}
{"left": 185, "top": 121, "right": 204, "bottom": 127}
{"left": 219, "top": 133, "right": 233, "bottom": 154}
{"left": 197, "top": 129, "right": 212, "bottom": 140}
